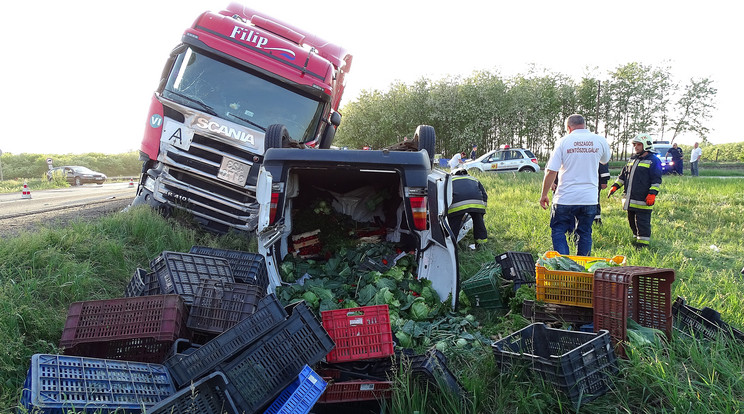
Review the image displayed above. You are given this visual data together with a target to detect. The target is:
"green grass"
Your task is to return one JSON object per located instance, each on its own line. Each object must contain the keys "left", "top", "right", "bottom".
{"left": 2, "top": 174, "right": 744, "bottom": 413}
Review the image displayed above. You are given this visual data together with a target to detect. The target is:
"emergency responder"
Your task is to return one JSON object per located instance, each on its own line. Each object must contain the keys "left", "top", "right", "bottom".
{"left": 608, "top": 133, "right": 662, "bottom": 248}
{"left": 448, "top": 168, "right": 488, "bottom": 247}
{"left": 596, "top": 163, "right": 610, "bottom": 223}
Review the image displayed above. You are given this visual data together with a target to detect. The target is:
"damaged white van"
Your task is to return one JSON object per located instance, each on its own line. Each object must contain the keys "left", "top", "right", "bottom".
{"left": 255, "top": 126, "right": 462, "bottom": 308}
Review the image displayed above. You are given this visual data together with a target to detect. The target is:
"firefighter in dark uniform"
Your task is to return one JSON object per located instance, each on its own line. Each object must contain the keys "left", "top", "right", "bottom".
{"left": 608, "top": 133, "right": 662, "bottom": 248}
{"left": 595, "top": 163, "right": 610, "bottom": 224}
{"left": 448, "top": 169, "right": 488, "bottom": 247}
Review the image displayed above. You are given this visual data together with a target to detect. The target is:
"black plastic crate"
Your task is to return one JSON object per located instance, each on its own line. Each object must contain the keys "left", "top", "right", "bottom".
{"left": 522, "top": 300, "right": 593, "bottom": 325}
{"left": 672, "top": 296, "right": 744, "bottom": 342}
{"left": 492, "top": 323, "right": 618, "bottom": 408}
{"left": 219, "top": 301, "right": 335, "bottom": 413}
{"left": 150, "top": 251, "right": 234, "bottom": 305}
{"left": 187, "top": 280, "right": 265, "bottom": 335}
{"left": 407, "top": 349, "right": 465, "bottom": 397}
{"left": 190, "top": 245, "right": 270, "bottom": 288}
{"left": 165, "top": 293, "right": 288, "bottom": 389}
{"left": 125, "top": 268, "right": 147, "bottom": 297}
{"left": 495, "top": 251, "right": 536, "bottom": 282}
{"left": 148, "top": 371, "right": 239, "bottom": 414}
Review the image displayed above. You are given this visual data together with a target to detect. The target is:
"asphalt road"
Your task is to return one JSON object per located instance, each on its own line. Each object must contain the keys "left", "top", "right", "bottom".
{"left": 0, "top": 182, "right": 137, "bottom": 237}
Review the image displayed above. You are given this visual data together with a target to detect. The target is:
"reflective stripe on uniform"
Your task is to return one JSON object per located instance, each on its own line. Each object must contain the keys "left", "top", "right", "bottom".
{"left": 629, "top": 199, "right": 653, "bottom": 210}
{"left": 448, "top": 201, "right": 486, "bottom": 214}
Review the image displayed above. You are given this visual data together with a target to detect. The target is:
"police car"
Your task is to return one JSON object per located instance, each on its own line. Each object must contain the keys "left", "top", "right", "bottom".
{"left": 462, "top": 145, "right": 541, "bottom": 173}
{"left": 652, "top": 142, "right": 675, "bottom": 174}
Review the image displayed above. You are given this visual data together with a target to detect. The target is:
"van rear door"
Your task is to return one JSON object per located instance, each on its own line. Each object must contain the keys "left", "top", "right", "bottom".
{"left": 256, "top": 165, "right": 283, "bottom": 292}
{"left": 417, "top": 169, "right": 459, "bottom": 309}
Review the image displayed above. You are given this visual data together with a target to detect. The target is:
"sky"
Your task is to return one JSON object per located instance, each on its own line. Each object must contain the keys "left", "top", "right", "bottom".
{"left": 1, "top": 0, "right": 741, "bottom": 155}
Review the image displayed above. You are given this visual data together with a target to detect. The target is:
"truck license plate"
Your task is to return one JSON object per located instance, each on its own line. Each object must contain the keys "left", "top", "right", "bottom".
{"left": 218, "top": 156, "right": 250, "bottom": 186}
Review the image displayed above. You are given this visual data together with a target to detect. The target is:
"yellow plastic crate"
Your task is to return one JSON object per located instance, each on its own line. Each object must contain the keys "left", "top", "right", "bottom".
{"left": 535, "top": 251, "right": 626, "bottom": 308}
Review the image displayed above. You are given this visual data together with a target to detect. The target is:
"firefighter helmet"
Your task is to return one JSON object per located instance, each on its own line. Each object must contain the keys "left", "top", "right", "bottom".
{"left": 631, "top": 133, "right": 655, "bottom": 153}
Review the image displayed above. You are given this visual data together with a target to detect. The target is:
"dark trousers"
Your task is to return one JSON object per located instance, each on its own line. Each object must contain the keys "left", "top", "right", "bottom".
{"left": 628, "top": 209, "right": 652, "bottom": 246}
{"left": 449, "top": 212, "right": 487, "bottom": 244}
{"left": 673, "top": 159, "right": 683, "bottom": 175}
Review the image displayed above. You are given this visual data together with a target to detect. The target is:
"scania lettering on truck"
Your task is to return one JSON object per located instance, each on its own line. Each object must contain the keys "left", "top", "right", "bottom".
{"left": 130, "top": 2, "right": 352, "bottom": 234}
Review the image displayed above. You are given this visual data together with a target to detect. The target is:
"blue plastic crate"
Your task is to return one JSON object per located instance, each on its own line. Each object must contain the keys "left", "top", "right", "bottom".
{"left": 264, "top": 365, "right": 327, "bottom": 414}
{"left": 19, "top": 354, "right": 175, "bottom": 414}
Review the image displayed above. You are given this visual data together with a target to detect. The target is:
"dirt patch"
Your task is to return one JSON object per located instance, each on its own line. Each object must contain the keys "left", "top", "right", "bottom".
{"left": 0, "top": 197, "right": 134, "bottom": 238}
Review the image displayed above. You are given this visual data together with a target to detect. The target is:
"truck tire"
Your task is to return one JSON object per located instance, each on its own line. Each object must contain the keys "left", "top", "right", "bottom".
{"left": 265, "top": 124, "right": 289, "bottom": 150}
{"left": 414, "top": 125, "right": 436, "bottom": 167}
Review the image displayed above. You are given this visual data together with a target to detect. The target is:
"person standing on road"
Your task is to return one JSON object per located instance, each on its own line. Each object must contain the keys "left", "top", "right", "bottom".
{"left": 470, "top": 145, "right": 478, "bottom": 160}
{"left": 448, "top": 168, "right": 488, "bottom": 248}
{"left": 607, "top": 133, "right": 662, "bottom": 248}
{"left": 690, "top": 142, "right": 702, "bottom": 176}
{"left": 668, "top": 143, "right": 684, "bottom": 175}
{"left": 540, "top": 114, "right": 611, "bottom": 256}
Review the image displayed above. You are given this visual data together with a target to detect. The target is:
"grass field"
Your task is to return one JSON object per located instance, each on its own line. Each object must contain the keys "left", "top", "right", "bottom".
{"left": 1, "top": 173, "right": 743, "bottom": 413}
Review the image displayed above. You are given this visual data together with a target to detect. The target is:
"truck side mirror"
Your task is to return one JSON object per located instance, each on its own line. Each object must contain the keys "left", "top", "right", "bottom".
{"left": 330, "top": 111, "right": 341, "bottom": 127}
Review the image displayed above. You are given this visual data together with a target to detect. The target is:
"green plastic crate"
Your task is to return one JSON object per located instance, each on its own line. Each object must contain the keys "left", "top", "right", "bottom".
{"left": 461, "top": 262, "right": 510, "bottom": 309}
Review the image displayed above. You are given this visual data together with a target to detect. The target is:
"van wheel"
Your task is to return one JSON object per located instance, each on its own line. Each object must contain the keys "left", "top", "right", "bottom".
{"left": 265, "top": 124, "right": 290, "bottom": 150}
{"left": 414, "top": 125, "right": 436, "bottom": 167}
{"left": 519, "top": 167, "right": 536, "bottom": 173}
{"left": 468, "top": 168, "right": 481, "bottom": 175}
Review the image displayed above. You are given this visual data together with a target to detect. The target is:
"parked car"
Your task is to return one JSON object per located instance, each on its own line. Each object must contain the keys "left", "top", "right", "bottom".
{"left": 462, "top": 148, "right": 541, "bottom": 173}
{"left": 652, "top": 142, "right": 675, "bottom": 174}
{"left": 47, "top": 166, "right": 107, "bottom": 185}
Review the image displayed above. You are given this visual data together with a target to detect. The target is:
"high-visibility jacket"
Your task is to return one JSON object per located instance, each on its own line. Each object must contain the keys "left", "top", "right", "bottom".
{"left": 448, "top": 174, "right": 487, "bottom": 215}
{"left": 612, "top": 152, "right": 662, "bottom": 211}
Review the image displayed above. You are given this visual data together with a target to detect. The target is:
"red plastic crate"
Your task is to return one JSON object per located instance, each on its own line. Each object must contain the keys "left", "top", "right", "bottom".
{"left": 60, "top": 295, "right": 189, "bottom": 363}
{"left": 593, "top": 266, "right": 675, "bottom": 358}
{"left": 317, "top": 380, "right": 393, "bottom": 403}
{"left": 322, "top": 305, "right": 395, "bottom": 363}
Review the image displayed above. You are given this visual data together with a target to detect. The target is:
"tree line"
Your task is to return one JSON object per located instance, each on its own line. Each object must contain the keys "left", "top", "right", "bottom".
{"left": 335, "top": 62, "right": 721, "bottom": 161}
{"left": 0, "top": 152, "right": 142, "bottom": 180}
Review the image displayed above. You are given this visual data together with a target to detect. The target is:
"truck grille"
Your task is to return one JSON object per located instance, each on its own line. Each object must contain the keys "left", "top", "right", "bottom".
{"left": 154, "top": 130, "right": 261, "bottom": 234}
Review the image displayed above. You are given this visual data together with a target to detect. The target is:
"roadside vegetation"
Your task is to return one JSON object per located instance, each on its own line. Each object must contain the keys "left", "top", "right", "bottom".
{"left": 2, "top": 173, "right": 743, "bottom": 413}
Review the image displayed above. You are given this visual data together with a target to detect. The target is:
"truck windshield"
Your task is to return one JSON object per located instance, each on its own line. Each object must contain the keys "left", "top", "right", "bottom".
{"left": 162, "top": 47, "right": 324, "bottom": 143}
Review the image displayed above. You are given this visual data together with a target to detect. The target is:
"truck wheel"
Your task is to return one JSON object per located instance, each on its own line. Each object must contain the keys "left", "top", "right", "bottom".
{"left": 414, "top": 125, "right": 436, "bottom": 167}
{"left": 265, "top": 124, "right": 289, "bottom": 150}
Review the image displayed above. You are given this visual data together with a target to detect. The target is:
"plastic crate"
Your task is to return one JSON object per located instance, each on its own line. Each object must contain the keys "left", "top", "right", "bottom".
{"left": 148, "top": 371, "right": 239, "bottom": 414}
{"left": 150, "top": 251, "right": 235, "bottom": 305}
{"left": 165, "top": 293, "right": 288, "bottom": 389}
{"left": 190, "top": 245, "right": 269, "bottom": 288}
{"left": 316, "top": 379, "right": 393, "bottom": 403}
{"left": 522, "top": 300, "right": 593, "bottom": 325}
{"left": 461, "top": 262, "right": 510, "bottom": 309}
{"left": 407, "top": 349, "right": 464, "bottom": 397}
{"left": 264, "top": 365, "right": 327, "bottom": 414}
{"left": 219, "top": 301, "right": 335, "bottom": 413}
{"left": 672, "top": 297, "right": 744, "bottom": 342}
{"left": 19, "top": 354, "right": 175, "bottom": 414}
{"left": 187, "top": 280, "right": 265, "bottom": 335}
{"left": 124, "top": 268, "right": 146, "bottom": 297}
{"left": 593, "top": 266, "right": 675, "bottom": 358}
{"left": 322, "top": 305, "right": 395, "bottom": 363}
{"left": 535, "top": 251, "right": 626, "bottom": 308}
{"left": 60, "top": 295, "right": 189, "bottom": 364}
{"left": 492, "top": 323, "right": 618, "bottom": 408}
{"left": 495, "top": 251, "right": 536, "bottom": 282}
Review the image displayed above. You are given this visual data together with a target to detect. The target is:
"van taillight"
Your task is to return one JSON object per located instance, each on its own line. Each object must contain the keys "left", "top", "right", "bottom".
{"left": 269, "top": 192, "right": 279, "bottom": 224}
{"left": 409, "top": 196, "right": 428, "bottom": 230}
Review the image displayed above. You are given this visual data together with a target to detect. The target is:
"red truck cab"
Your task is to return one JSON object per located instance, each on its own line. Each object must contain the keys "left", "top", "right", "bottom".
{"left": 132, "top": 3, "right": 352, "bottom": 234}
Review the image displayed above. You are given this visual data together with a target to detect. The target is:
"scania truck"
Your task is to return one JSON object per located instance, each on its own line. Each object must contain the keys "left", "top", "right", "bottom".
{"left": 130, "top": 2, "right": 352, "bottom": 234}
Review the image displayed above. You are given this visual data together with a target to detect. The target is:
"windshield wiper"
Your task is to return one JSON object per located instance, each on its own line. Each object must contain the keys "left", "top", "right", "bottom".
{"left": 225, "top": 112, "right": 266, "bottom": 132}
{"left": 164, "top": 90, "right": 218, "bottom": 116}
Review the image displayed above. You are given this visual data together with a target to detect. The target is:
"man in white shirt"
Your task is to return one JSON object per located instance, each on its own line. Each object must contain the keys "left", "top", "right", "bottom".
{"left": 540, "top": 114, "right": 611, "bottom": 256}
{"left": 690, "top": 142, "right": 702, "bottom": 176}
{"left": 448, "top": 152, "right": 464, "bottom": 170}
